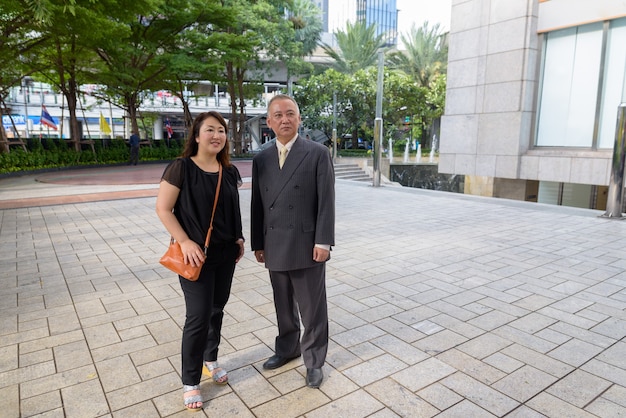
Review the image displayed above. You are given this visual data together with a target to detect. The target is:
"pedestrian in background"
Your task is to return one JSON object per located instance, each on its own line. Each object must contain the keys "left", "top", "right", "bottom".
{"left": 251, "top": 94, "right": 335, "bottom": 389}
{"left": 156, "top": 111, "right": 245, "bottom": 411}
{"left": 129, "top": 131, "right": 140, "bottom": 165}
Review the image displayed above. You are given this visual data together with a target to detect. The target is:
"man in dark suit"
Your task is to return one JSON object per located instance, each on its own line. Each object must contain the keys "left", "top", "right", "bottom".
{"left": 251, "top": 94, "right": 335, "bottom": 388}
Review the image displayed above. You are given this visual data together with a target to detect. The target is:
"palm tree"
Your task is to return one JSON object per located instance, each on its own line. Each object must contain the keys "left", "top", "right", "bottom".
{"left": 285, "top": 0, "right": 323, "bottom": 93}
{"left": 321, "top": 21, "right": 388, "bottom": 74}
{"left": 288, "top": 0, "right": 323, "bottom": 56}
{"left": 388, "top": 22, "right": 448, "bottom": 88}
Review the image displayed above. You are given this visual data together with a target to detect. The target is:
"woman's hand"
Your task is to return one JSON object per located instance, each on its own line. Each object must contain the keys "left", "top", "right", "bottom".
{"left": 180, "top": 240, "right": 206, "bottom": 267}
{"left": 235, "top": 238, "right": 245, "bottom": 263}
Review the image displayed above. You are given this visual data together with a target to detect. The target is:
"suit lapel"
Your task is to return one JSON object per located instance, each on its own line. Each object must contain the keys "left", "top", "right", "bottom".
{"left": 266, "top": 137, "right": 309, "bottom": 205}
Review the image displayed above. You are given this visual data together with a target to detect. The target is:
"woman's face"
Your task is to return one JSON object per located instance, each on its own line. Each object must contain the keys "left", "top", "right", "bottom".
{"left": 196, "top": 116, "right": 227, "bottom": 155}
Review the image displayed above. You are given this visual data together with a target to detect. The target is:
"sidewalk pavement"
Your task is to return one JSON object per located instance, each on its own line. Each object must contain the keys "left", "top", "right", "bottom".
{"left": 0, "top": 163, "right": 625, "bottom": 417}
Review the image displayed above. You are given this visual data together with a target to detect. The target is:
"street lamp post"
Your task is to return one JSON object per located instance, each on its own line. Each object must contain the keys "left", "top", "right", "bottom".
{"left": 373, "top": 51, "right": 384, "bottom": 187}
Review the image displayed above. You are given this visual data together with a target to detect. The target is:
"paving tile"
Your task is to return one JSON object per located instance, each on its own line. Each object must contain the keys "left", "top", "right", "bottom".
{"left": 250, "top": 386, "right": 330, "bottom": 418}
{"left": 492, "top": 364, "right": 558, "bottom": 402}
{"left": 430, "top": 313, "right": 485, "bottom": 338}
{"left": 435, "top": 399, "right": 497, "bottom": 417}
{"left": 436, "top": 349, "right": 506, "bottom": 385}
{"left": 482, "top": 352, "right": 524, "bottom": 374}
{"left": 343, "top": 353, "right": 407, "bottom": 387}
{"left": 228, "top": 365, "right": 280, "bottom": 408}
{"left": 526, "top": 392, "right": 598, "bottom": 418}
{"left": 314, "top": 365, "right": 359, "bottom": 400}
{"left": 492, "top": 325, "right": 557, "bottom": 353}
{"left": 547, "top": 369, "right": 612, "bottom": 408}
{"left": 96, "top": 355, "right": 141, "bottom": 392}
{"left": 83, "top": 323, "right": 121, "bottom": 349}
{"left": 416, "top": 382, "right": 463, "bottom": 411}
{"left": 585, "top": 396, "right": 626, "bottom": 417}
{"left": 456, "top": 332, "right": 513, "bottom": 359}
{"left": 193, "top": 392, "right": 256, "bottom": 418}
{"left": 372, "top": 317, "right": 425, "bottom": 343}
{"left": 53, "top": 340, "right": 93, "bottom": 372}
{"left": 442, "top": 371, "right": 520, "bottom": 415}
{"left": 413, "top": 329, "right": 468, "bottom": 355}
{"left": 91, "top": 335, "right": 157, "bottom": 362}
{"left": 332, "top": 324, "right": 386, "bottom": 348}
{"left": 135, "top": 358, "right": 175, "bottom": 382}
{"left": 268, "top": 368, "right": 307, "bottom": 395}
{"left": 391, "top": 357, "right": 456, "bottom": 392}
{"left": 0, "top": 385, "right": 19, "bottom": 418}
{"left": 547, "top": 339, "right": 605, "bottom": 367}
{"left": 367, "top": 408, "right": 403, "bottom": 418}
{"left": 596, "top": 340, "right": 626, "bottom": 369}
{"left": 306, "top": 389, "right": 383, "bottom": 418}
{"left": 106, "top": 371, "right": 180, "bottom": 412}
{"left": 581, "top": 359, "right": 626, "bottom": 387}
{"left": 61, "top": 379, "right": 109, "bottom": 417}
{"left": 19, "top": 348, "right": 54, "bottom": 368}
{"left": 20, "top": 364, "right": 97, "bottom": 398}
{"left": 366, "top": 378, "right": 439, "bottom": 417}
{"left": 20, "top": 389, "right": 63, "bottom": 417}
{"left": 0, "top": 345, "right": 17, "bottom": 373}
{"left": 371, "top": 334, "right": 429, "bottom": 365}
{"left": 547, "top": 321, "right": 616, "bottom": 348}
{"left": 109, "top": 400, "right": 161, "bottom": 418}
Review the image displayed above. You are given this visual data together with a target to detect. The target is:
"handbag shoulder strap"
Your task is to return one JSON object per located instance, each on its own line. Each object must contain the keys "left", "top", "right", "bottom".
{"left": 202, "top": 163, "right": 222, "bottom": 253}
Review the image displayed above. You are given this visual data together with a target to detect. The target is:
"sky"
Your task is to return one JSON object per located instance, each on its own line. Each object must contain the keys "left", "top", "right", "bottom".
{"left": 396, "top": 0, "right": 452, "bottom": 37}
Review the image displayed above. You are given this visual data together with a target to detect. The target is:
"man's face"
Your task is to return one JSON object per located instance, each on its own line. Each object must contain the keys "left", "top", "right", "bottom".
{"left": 267, "top": 98, "right": 301, "bottom": 144}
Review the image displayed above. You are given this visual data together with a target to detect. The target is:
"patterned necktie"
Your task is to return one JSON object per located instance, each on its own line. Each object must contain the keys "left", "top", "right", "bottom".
{"left": 279, "top": 147, "right": 288, "bottom": 169}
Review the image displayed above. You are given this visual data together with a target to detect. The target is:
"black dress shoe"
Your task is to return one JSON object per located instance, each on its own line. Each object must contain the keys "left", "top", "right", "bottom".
{"left": 306, "top": 368, "right": 323, "bottom": 388}
{"left": 262, "top": 354, "right": 299, "bottom": 370}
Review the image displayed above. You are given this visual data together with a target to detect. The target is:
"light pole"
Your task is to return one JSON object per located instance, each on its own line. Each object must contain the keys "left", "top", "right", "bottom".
{"left": 22, "top": 77, "right": 31, "bottom": 139}
{"left": 373, "top": 51, "right": 384, "bottom": 187}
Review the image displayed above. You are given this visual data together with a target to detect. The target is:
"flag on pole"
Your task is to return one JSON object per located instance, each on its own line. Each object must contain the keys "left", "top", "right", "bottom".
{"left": 99, "top": 113, "right": 112, "bottom": 135}
{"left": 165, "top": 118, "right": 173, "bottom": 139}
{"left": 40, "top": 105, "right": 57, "bottom": 130}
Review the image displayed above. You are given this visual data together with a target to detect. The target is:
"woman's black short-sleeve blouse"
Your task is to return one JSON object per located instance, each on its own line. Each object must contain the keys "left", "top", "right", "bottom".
{"left": 161, "top": 158, "right": 243, "bottom": 247}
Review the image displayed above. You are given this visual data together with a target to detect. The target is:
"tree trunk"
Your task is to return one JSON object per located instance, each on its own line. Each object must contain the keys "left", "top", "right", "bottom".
{"left": 226, "top": 62, "right": 239, "bottom": 155}
{"left": 235, "top": 67, "right": 246, "bottom": 155}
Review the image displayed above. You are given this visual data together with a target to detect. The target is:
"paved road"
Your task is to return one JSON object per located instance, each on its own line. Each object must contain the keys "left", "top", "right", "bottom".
{"left": 0, "top": 164, "right": 625, "bottom": 417}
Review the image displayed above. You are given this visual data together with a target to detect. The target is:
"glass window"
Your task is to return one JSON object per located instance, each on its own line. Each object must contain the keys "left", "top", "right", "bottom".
{"left": 598, "top": 18, "right": 626, "bottom": 149}
{"left": 536, "top": 22, "right": 603, "bottom": 147}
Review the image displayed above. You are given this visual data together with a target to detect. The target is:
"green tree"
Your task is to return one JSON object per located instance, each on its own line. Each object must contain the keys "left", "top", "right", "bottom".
{"left": 387, "top": 22, "right": 448, "bottom": 88}
{"left": 216, "top": 0, "right": 302, "bottom": 154}
{"left": 17, "top": 0, "right": 119, "bottom": 150}
{"left": 294, "top": 67, "right": 428, "bottom": 148}
{"left": 284, "top": 0, "right": 323, "bottom": 92}
{"left": 0, "top": 0, "right": 47, "bottom": 150}
{"left": 321, "top": 21, "right": 388, "bottom": 74}
{"left": 91, "top": 0, "right": 220, "bottom": 139}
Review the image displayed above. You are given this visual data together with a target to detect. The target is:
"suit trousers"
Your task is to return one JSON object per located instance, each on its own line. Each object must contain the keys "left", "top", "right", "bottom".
{"left": 269, "top": 263, "right": 328, "bottom": 369}
{"left": 179, "top": 243, "right": 237, "bottom": 385}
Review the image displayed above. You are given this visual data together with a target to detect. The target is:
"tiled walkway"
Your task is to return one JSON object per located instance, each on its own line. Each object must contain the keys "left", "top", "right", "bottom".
{"left": 0, "top": 163, "right": 625, "bottom": 417}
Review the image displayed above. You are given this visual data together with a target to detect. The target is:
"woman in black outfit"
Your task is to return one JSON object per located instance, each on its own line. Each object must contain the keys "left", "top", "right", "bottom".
{"left": 156, "top": 111, "right": 244, "bottom": 411}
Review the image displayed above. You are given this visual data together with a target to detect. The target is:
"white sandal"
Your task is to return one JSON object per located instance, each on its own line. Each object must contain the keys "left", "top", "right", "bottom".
{"left": 202, "top": 361, "right": 229, "bottom": 385}
{"left": 183, "top": 384, "right": 203, "bottom": 411}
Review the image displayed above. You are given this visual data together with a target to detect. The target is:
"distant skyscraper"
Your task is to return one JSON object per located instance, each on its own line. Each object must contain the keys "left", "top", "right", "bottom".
{"left": 357, "top": 0, "right": 398, "bottom": 46}
{"left": 313, "top": 0, "right": 398, "bottom": 48}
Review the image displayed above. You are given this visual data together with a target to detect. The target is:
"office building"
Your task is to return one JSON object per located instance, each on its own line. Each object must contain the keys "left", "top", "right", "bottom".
{"left": 440, "top": 0, "right": 626, "bottom": 210}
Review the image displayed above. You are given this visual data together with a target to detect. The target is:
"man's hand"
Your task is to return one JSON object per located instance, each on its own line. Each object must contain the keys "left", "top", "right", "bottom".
{"left": 313, "top": 247, "right": 330, "bottom": 263}
{"left": 254, "top": 250, "right": 265, "bottom": 263}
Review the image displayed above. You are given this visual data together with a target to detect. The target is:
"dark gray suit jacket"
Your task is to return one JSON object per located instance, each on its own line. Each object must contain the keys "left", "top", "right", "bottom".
{"left": 251, "top": 136, "right": 335, "bottom": 271}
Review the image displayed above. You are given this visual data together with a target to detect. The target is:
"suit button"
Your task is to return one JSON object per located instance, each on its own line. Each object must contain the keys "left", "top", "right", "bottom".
{"left": 269, "top": 226, "right": 274, "bottom": 230}
{"left": 270, "top": 206, "right": 274, "bottom": 210}
{"left": 288, "top": 224, "right": 294, "bottom": 229}
{"left": 288, "top": 205, "right": 293, "bottom": 209}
